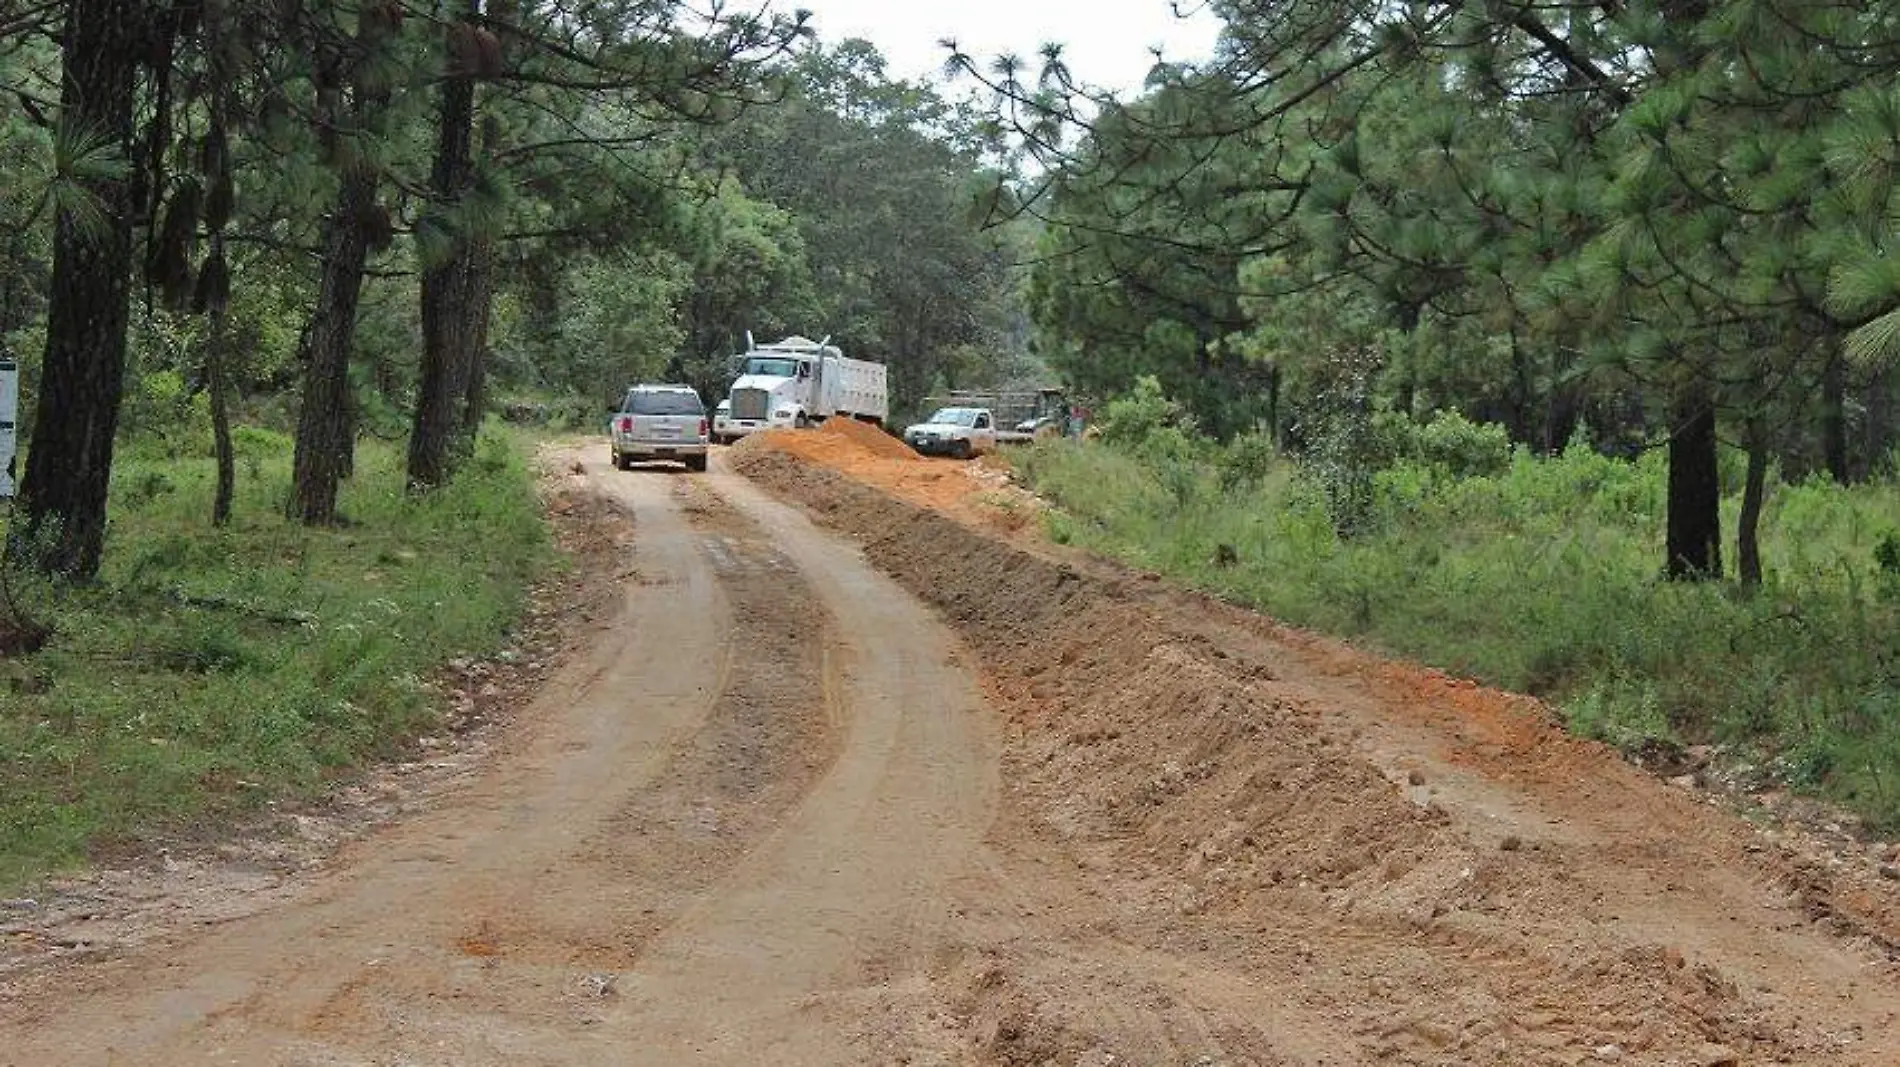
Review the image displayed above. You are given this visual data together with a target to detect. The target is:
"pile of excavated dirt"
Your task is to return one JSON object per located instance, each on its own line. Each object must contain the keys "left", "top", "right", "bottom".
{"left": 817, "top": 416, "right": 922, "bottom": 461}
{"left": 734, "top": 448, "right": 1900, "bottom": 1065}
{"left": 734, "top": 418, "right": 919, "bottom": 465}
{"left": 731, "top": 423, "right": 1044, "bottom": 534}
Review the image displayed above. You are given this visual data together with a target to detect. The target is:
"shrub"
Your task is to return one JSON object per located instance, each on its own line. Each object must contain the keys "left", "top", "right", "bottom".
{"left": 1219, "top": 432, "right": 1278, "bottom": 491}
{"left": 1096, "top": 376, "right": 1195, "bottom": 448}
{"left": 1369, "top": 408, "right": 1513, "bottom": 479}
{"left": 1564, "top": 674, "right": 1673, "bottom": 751}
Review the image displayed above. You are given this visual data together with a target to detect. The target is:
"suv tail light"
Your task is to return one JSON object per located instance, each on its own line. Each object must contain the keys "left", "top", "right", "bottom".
{"left": 615, "top": 416, "right": 632, "bottom": 433}
{"left": 698, "top": 417, "right": 709, "bottom": 438}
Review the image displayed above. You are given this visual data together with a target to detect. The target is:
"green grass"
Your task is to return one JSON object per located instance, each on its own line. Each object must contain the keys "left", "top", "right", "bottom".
{"left": 0, "top": 427, "right": 551, "bottom": 888}
{"left": 1018, "top": 435, "right": 1900, "bottom": 826}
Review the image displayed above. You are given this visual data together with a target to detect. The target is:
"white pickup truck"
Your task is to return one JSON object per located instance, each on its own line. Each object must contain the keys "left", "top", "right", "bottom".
{"left": 902, "top": 406, "right": 997, "bottom": 459}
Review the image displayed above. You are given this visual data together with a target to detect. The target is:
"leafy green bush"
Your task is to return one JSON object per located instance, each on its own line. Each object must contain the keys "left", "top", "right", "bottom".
{"left": 1220, "top": 432, "right": 1279, "bottom": 491}
{"left": 1095, "top": 375, "right": 1195, "bottom": 448}
{"left": 1876, "top": 531, "right": 1900, "bottom": 602}
{"left": 118, "top": 367, "right": 213, "bottom": 452}
{"left": 1373, "top": 408, "right": 1514, "bottom": 479}
{"left": 1565, "top": 674, "right": 1673, "bottom": 750}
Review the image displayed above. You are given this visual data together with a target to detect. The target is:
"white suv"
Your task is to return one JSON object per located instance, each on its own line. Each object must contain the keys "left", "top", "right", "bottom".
{"left": 610, "top": 385, "right": 710, "bottom": 472}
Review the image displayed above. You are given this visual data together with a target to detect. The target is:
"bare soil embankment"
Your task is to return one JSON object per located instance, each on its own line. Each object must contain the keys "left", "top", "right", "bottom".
{"left": 731, "top": 433, "right": 1900, "bottom": 1066}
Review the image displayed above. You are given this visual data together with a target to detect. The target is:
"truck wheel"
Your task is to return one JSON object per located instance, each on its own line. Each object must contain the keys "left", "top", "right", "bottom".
{"left": 614, "top": 451, "right": 632, "bottom": 471}
{"left": 795, "top": 413, "right": 810, "bottom": 429}
{"left": 686, "top": 454, "right": 709, "bottom": 473}
{"left": 953, "top": 439, "right": 972, "bottom": 460}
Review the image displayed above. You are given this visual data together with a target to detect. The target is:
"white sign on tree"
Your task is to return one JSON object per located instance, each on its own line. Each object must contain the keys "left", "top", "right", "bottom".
{"left": 0, "top": 357, "right": 17, "bottom": 498}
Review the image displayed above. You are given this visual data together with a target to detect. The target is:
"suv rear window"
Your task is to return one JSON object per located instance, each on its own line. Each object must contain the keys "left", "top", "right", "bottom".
{"left": 625, "top": 390, "right": 702, "bottom": 415}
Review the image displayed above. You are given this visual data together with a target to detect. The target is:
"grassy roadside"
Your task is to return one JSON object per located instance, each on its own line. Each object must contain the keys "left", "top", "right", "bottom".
{"left": 1017, "top": 435, "right": 1900, "bottom": 827}
{"left": 0, "top": 428, "right": 551, "bottom": 889}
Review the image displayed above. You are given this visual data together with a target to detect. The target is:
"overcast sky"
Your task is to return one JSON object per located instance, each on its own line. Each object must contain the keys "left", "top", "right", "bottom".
{"left": 781, "top": 0, "right": 1225, "bottom": 98}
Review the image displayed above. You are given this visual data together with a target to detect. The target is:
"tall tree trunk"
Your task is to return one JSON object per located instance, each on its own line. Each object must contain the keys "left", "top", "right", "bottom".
{"left": 1266, "top": 361, "right": 1281, "bottom": 443}
{"left": 1546, "top": 358, "right": 1582, "bottom": 455}
{"left": 1737, "top": 421, "right": 1768, "bottom": 590}
{"left": 207, "top": 303, "right": 234, "bottom": 527}
{"left": 285, "top": 3, "right": 397, "bottom": 524}
{"left": 455, "top": 238, "right": 494, "bottom": 456}
{"left": 407, "top": 1, "right": 489, "bottom": 489}
{"left": 1867, "top": 367, "right": 1893, "bottom": 478}
{"left": 15, "top": 0, "right": 140, "bottom": 578}
{"left": 203, "top": 232, "right": 236, "bottom": 527}
{"left": 338, "top": 401, "right": 355, "bottom": 481}
{"left": 1666, "top": 381, "right": 1722, "bottom": 581}
{"left": 199, "top": 11, "right": 236, "bottom": 529}
{"left": 287, "top": 165, "right": 377, "bottom": 525}
{"left": 1822, "top": 352, "right": 1848, "bottom": 483}
{"left": 457, "top": 104, "right": 503, "bottom": 453}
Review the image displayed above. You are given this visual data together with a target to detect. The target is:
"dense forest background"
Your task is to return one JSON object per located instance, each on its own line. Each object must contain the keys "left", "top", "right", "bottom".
{"left": 965, "top": 0, "right": 1900, "bottom": 584}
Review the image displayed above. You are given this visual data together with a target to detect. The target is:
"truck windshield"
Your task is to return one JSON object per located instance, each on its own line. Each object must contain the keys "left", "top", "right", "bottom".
{"left": 927, "top": 408, "right": 980, "bottom": 427}
{"left": 625, "top": 391, "right": 702, "bottom": 415}
{"left": 742, "top": 357, "right": 798, "bottom": 377}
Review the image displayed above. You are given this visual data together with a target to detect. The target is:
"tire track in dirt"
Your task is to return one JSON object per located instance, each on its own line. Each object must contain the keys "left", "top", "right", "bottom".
{"left": 265, "top": 469, "right": 867, "bottom": 1062}
{"left": 586, "top": 468, "right": 1002, "bottom": 1063}
{"left": 554, "top": 477, "right": 845, "bottom": 968}
{"left": 731, "top": 445, "right": 1900, "bottom": 1066}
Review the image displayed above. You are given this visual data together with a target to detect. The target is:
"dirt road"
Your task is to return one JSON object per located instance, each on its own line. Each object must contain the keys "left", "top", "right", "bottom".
{"left": 6, "top": 435, "right": 1900, "bottom": 1066}
{"left": 0, "top": 454, "right": 996, "bottom": 1065}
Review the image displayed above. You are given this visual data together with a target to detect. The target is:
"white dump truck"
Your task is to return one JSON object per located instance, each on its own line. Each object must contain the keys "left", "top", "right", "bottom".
{"left": 717, "top": 334, "right": 889, "bottom": 442}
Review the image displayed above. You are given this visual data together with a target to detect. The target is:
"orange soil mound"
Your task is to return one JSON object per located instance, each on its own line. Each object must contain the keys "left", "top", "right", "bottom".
{"left": 732, "top": 420, "right": 915, "bottom": 470}
{"left": 818, "top": 416, "right": 919, "bottom": 461}
{"left": 734, "top": 422, "right": 1042, "bottom": 532}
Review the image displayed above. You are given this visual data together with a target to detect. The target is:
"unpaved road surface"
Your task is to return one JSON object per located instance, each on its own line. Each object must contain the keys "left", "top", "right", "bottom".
{"left": 0, "top": 454, "right": 995, "bottom": 1064}
{"left": 5, "top": 434, "right": 1900, "bottom": 1066}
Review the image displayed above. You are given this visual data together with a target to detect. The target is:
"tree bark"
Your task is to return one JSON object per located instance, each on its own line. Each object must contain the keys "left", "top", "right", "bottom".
{"left": 208, "top": 305, "right": 235, "bottom": 527}
{"left": 1737, "top": 422, "right": 1768, "bottom": 590}
{"left": 1666, "top": 381, "right": 1722, "bottom": 581}
{"left": 288, "top": 164, "right": 377, "bottom": 524}
{"left": 407, "top": 1, "right": 490, "bottom": 489}
{"left": 286, "top": 5, "right": 397, "bottom": 524}
{"left": 1866, "top": 367, "right": 1893, "bottom": 478}
{"left": 1822, "top": 352, "right": 1848, "bottom": 483}
{"left": 1506, "top": 332, "right": 1535, "bottom": 447}
{"left": 1266, "top": 361, "right": 1281, "bottom": 444}
{"left": 455, "top": 239, "right": 494, "bottom": 457}
{"left": 15, "top": 0, "right": 140, "bottom": 578}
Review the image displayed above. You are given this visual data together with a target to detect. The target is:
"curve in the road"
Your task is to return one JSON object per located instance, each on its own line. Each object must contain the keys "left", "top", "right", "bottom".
{"left": 0, "top": 455, "right": 1001, "bottom": 1067}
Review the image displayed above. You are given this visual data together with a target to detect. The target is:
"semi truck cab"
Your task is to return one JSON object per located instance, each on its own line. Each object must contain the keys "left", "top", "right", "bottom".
{"left": 722, "top": 335, "right": 888, "bottom": 439}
